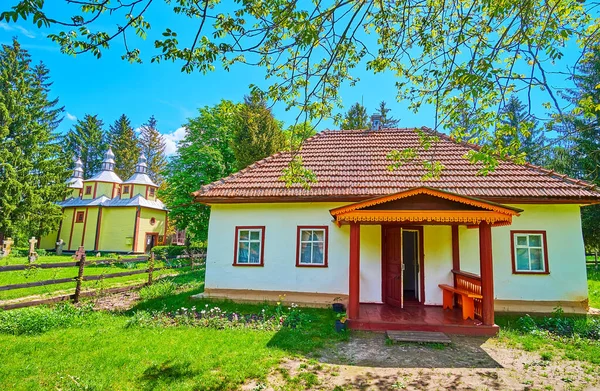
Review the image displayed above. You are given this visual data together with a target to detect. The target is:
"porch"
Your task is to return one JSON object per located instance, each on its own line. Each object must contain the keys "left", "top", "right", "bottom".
{"left": 330, "top": 187, "right": 522, "bottom": 335}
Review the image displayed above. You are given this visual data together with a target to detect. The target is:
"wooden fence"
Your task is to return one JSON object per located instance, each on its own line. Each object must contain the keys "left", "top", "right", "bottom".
{"left": 0, "top": 246, "right": 203, "bottom": 311}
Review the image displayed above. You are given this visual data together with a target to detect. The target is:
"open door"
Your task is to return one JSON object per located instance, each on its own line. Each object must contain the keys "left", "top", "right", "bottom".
{"left": 383, "top": 226, "right": 404, "bottom": 308}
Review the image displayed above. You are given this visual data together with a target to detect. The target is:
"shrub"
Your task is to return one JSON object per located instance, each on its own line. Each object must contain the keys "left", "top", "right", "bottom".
{"left": 36, "top": 249, "right": 47, "bottom": 257}
{"left": 0, "top": 303, "right": 94, "bottom": 335}
{"left": 515, "top": 307, "right": 599, "bottom": 340}
{"left": 151, "top": 245, "right": 205, "bottom": 260}
{"left": 139, "top": 280, "right": 177, "bottom": 301}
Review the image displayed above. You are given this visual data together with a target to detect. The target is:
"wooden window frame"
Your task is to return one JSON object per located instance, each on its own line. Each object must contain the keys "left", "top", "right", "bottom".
{"left": 233, "top": 226, "right": 265, "bottom": 267}
{"left": 123, "top": 185, "right": 130, "bottom": 194}
{"left": 510, "top": 230, "right": 549, "bottom": 275}
{"left": 85, "top": 186, "right": 92, "bottom": 195}
{"left": 149, "top": 187, "right": 156, "bottom": 197}
{"left": 296, "top": 226, "right": 329, "bottom": 268}
{"left": 75, "top": 211, "right": 85, "bottom": 223}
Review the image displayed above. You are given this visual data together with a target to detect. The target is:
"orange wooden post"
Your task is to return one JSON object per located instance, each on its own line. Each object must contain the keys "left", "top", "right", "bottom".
{"left": 462, "top": 297, "right": 475, "bottom": 320}
{"left": 479, "top": 221, "right": 494, "bottom": 326}
{"left": 348, "top": 222, "right": 360, "bottom": 320}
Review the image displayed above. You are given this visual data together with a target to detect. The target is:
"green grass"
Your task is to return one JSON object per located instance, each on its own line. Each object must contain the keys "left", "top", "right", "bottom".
{"left": 0, "top": 272, "right": 345, "bottom": 391}
{"left": 588, "top": 266, "right": 600, "bottom": 308}
{"left": 0, "top": 254, "right": 192, "bottom": 302}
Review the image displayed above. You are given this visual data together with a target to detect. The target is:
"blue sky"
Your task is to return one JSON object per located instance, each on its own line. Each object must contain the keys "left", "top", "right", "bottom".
{"left": 0, "top": 3, "right": 581, "bottom": 155}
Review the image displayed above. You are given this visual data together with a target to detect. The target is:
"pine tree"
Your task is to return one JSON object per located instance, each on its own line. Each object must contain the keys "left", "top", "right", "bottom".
{"left": 231, "top": 96, "right": 286, "bottom": 170}
{"left": 0, "top": 39, "right": 70, "bottom": 243}
{"left": 107, "top": 114, "right": 140, "bottom": 179}
{"left": 139, "top": 115, "right": 167, "bottom": 185}
{"left": 497, "top": 95, "right": 546, "bottom": 165}
{"left": 341, "top": 102, "right": 369, "bottom": 129}
{"left": 377, "top": 101, "right": 400, "bottom": 128}
{"left": 64, "top": 114, "right": 106, "bottom": 176}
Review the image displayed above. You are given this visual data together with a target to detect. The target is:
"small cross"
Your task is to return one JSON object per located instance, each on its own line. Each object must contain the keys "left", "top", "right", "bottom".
{"left": 73, "top": 246, "right": 86, "bottom": 260}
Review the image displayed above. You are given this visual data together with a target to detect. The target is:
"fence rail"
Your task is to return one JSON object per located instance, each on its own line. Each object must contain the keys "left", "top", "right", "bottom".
{"left": 0, "top": 246, "right": 204, "bottom": 310}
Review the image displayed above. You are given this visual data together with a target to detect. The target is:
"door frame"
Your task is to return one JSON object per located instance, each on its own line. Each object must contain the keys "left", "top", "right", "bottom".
{"left": 381, "top": 225, "right": 425, "bottom": 305}
{"left": 145, "top": 232, "right": 159, "bottom": 253}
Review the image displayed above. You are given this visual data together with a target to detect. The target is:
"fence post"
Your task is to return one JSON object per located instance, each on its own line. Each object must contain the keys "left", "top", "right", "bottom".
{"left": 73, "top": 246, "right": 86, "bottom": 303}
{"left": 148, "top": 252, "right": 155, "bottom": 286}
{"left": 595, "top": 251, "right": 598, "bottom": 270}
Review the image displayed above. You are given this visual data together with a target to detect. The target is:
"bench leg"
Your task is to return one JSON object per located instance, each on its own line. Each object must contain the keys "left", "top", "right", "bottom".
{"left": 462, "top": 297, "right": 475, "bottom": 320}
{"left": 442, "top": 290, "right": 454, "bottom": 310}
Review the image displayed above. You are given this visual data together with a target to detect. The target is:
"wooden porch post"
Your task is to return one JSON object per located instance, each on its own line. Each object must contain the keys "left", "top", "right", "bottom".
{"left": 452, "top": 225, "right": 460, "bottom": 271}
{"left": 348, "top": 222, "right": 360, "bottom": 320}
{"left": 479, "top": 221, "right": 494, "bottom": 326}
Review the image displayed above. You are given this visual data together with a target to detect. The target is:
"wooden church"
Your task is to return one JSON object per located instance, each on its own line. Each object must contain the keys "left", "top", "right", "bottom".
{"left": 40, "top": 148, "right": 168, "bottom": 253}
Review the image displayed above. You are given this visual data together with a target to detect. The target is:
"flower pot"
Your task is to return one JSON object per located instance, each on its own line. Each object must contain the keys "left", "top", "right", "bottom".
{"left": 332, "top": 303, "right": 345, "bottom": 313}
{"left": 335, "top": 319, "right": 347, "bottom": 332}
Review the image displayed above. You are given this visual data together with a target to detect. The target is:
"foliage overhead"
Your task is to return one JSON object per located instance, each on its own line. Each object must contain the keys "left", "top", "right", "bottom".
{"left": 64, "top": 114, "right": 107, "bottom": 176}
{"left": 2, "top": 1, "right": 598, "bottom": 175}
{"left": 108, "top": 114, "right": 141, "bottom": 179}
{"left": 0, "top": 39, "right": 70, "bottom": 243}
{"left": 340, "top": 102, "right": 369, "bottom": 130}
{"left": 139, "top": 115, "right": 167, "bottom": 185}
{"left": 161, "top": 100, "right": 240, "bottom": 242}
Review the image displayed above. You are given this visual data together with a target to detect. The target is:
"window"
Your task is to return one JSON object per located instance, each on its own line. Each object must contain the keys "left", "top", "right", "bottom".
{"left": 150, "top": 217, "right": 156, "bottom": 226}
{"left": 75, "top": 211, "right": 85, "bottom": 223}
{"left": 149, "top": 187, "right": 155, "bottom": 197}
{"left": 511, "top": 231, "right": 549, "bottom": 274}
{"left": 233, "top": 226, "right": 265, "bottom": 266}
{"left": 123, "top": 186, "right": 130, "bottom": 194}
{"left": 296, "top": 226, "right": 328, "bottom": 267}
{"left": 85, "top": 186, "right": 92, "bottom": 195}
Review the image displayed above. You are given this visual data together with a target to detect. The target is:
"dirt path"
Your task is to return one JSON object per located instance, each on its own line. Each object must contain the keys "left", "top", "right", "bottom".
{"left": 246, "top": 332, "right": 600, "bottom": 391}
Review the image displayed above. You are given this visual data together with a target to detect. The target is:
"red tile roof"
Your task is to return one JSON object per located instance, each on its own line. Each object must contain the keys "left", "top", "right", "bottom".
{"left": 193, "top": 127, "right": 600, "bottom": 203}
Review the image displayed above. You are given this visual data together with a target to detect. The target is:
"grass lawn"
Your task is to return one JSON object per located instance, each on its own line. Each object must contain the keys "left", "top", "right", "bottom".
{"left": 0, "top": 254, "right": 192, "bottom": 302}
{"left": 0, "top": 271, "right": 345, "bottom": 391}
{"left": 589, "top": 266, "right": 600, "bottom": 308}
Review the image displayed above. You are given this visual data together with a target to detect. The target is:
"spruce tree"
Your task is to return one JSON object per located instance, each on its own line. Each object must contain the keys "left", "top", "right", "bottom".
{"left": 341, "top": 102, "right": 369, "bottom": 130}
{"left": 231, "top": 96, "right": 286, "bottom": 170}
{"left": 0, "top": 39, "right": 70, "bottom": 243}
{"left": 139, "top": 115, "right": 167, "bottom": 185}
{"left": 377, "top": 101, "right": 400, "bottom": 128}
{"left": 107, "top": 114, "right": 140, "bottom": 179}
{"left": 64, "top": 114, "right": 106, "bottom": 176}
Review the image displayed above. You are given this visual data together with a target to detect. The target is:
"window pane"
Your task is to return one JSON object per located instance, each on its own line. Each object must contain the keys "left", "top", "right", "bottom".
{"left": 250, "top": 230, "right": 260, "bottom": 241}
{"left": 300, "top": 243, "right": 311, "bottom": 263}
{"left": 237, "top": 242, "right": 249, "bottom": 263}
{"left": 249, "top": 242, "right": 261, "bottom": 263}
{"left": 530, "top": 248, "right": 543, "bottom": 270}
{"left": 516, "top": 236, "right": 527, "bottom": 246}
{"left": 239, "top": 230, "right": 249, "bottom": 241}
{"left": 516, "top": 248, "right": 529, "bottom": 270}
{"left": 529, "top": 235, "right": 542, "bottom": 247}
{"left": 313, "top": 230, "right": 325, "bottom": 241}
{"left": 312, "top": 242, "right": 324, "bottom": 264}
{"left": 301, "top": 230, "right": 312, "bottom": 241}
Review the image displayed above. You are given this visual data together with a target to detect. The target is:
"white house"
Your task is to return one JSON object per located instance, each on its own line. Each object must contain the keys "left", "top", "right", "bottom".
{"left": 193, "top": 127, "right": 599, "bottom": 335}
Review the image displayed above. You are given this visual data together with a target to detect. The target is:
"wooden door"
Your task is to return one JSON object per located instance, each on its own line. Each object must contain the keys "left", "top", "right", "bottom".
{"left": 383, "top": 226, "right": 403, "bottom": 307}
{"left": 145, "top": 233, "right": 158, "bottom": 253}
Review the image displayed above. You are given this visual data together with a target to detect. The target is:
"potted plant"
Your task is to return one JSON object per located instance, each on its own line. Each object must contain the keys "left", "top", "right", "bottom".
{"left": 335, "top": 312, "right": 347, "bottom": 332}
{"left": 332, "top": 297, "right": 345, "bottom": 313}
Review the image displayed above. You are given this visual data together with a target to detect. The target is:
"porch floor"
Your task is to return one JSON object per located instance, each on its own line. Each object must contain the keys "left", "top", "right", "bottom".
{"left": 348, "top": 303, "right": 499, "bottom": 336}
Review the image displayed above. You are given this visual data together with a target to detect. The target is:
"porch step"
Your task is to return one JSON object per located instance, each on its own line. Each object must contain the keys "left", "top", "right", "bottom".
{"left": 385, "top": 330, "right": 452, "bottom": 344}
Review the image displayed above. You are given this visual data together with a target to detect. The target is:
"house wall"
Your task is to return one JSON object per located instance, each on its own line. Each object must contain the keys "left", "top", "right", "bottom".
{"left": 206, "top": 202, "right": 588, "bottom": 310}
{"left": 134, "top": 208, "right": 167, "bottom": 253}
{"left": 39, "top": 230, "right": 58, "bottom": 250}
{"left": 97, "top": 207, "right": 137, "bottom": 252}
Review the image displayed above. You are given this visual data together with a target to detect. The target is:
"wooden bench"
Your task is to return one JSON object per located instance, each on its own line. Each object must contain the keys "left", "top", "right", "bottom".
{"left": 438, "top": 284, "right": 483, "bottom": 320}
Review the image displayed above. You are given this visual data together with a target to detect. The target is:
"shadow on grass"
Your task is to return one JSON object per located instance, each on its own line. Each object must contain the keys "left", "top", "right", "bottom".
{"left": 316, "top": 332, "right": 502, "bottom": 369}
{"left": 139, "top": 360, "right": 198, "bottom": 391}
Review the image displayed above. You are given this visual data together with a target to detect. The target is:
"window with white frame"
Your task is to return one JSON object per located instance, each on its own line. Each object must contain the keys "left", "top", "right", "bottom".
{"left": 234, "top": 227, "right": 264, "bottom": 265}
{"left": 512, "top": 232, "right": 547, "bottom": 273}
{"left": 297, "top": 227, "right": 328, "bottom": 266}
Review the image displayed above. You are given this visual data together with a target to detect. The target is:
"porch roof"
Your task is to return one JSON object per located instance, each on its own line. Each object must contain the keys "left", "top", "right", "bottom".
{"left": 330, "top": 187, "right": 522, "bottom": 225}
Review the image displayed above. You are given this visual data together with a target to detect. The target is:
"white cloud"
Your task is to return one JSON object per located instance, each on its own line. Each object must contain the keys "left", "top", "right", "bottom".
{"left": 163, "top": 127, "right": 187, "bottom": 156}
{"left": 0, "top": 22, "right": 35, "bottom": 38}
{"left": 66, "top": 112, "right": 77, "bottom": 121}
